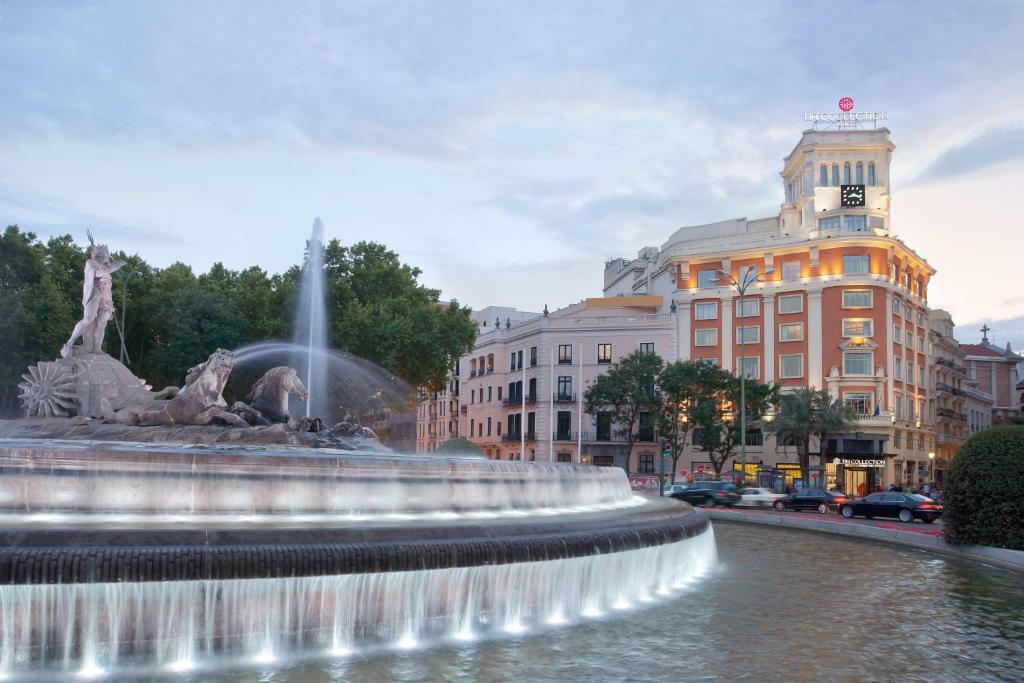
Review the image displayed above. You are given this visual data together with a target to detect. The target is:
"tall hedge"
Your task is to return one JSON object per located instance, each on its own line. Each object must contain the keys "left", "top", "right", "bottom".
{"left": 943, "top": 425, "right": 1024, "bottom": 550}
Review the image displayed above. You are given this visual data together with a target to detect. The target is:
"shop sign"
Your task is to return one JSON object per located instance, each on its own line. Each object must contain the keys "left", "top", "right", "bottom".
{"left": 832, "top": 457, "right": 885, "bottom": 468}
{"left": 804, "top": 97, "right": 888, "bottom": 129}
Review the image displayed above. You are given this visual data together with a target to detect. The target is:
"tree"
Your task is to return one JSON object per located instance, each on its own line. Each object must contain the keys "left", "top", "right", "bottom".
{"left": 585, "top": 350, "right": 664, "bottom": 471}
{"left": 435, "top": 437, "right": 483, "bottom": 455}
{"left": 944, "top": 425, "right": 1024, "bottom": 550}
{"left": 765, "top": 388, "right": 854, "bottom": 486}
{"left": 690, "top": 371, "right": 776, "bottom": 479}
{"left": 658, "top": 360, "right": 718, "bottom": 484}
{"left": 161, "top": 287, "right": 249, "bottom": 386}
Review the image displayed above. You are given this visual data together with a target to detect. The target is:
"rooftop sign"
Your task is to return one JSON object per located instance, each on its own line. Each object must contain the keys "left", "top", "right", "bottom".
{"left": 804, "top": 97, "right": 888, "bottom": 129}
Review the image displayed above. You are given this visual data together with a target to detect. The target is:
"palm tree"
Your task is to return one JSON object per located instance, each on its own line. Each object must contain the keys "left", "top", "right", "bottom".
{"left": 767, "top": 388, "right": 857, "bottom": 486}
{"left": 813, "top": 393, "right": 857, "bottom": 472}
{"left": 766, "top": 388, "right": 816, "bottom": 485}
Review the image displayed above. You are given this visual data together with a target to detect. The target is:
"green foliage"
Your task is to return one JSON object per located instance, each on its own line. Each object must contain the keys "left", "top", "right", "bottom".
{"left": 689, "top": 368, "right": 777, "bottom": 477}
{"left": 657, "top": 360, "right": 722, "bottom": 483}
{"left": 585, "top": 350, "right": 664, "bottom": 464}
{"left": 435, "top": 437, "right": 484, "bottom": 455}
{"left": 765, "top": 388, "right": 856, "bottom": 483}
{"left": 0, "top": 226, "right": 477, "bottom": 416}
{"left": 943, "top": 425, "right": 1024, "bottom": 550}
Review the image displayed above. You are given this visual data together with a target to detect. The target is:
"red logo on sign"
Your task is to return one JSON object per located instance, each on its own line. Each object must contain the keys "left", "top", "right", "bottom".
{"left": 839, "top": 97, "right": 854, "bottom": 112}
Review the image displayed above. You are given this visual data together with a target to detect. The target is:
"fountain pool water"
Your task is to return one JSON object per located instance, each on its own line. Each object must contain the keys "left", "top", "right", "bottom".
{"left": 0, "top": 439, "right": 715, "bottom": 679}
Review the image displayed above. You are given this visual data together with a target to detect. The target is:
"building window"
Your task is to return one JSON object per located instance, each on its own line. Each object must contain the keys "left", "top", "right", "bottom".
{"left": 695, "top": 328, "right": 718, "bottom": 346}
{"left": 737, "top": 326, "right": 760, "bottom": 344}
{"left": 779, "top": 322, "right": 804, "bottom": 342}
{"left": 843, "top": 290, "right": 873, "bottom": 308}
{"left": 895, "top": 395, "right": 903, "bottom": 419}
{"left": 894, "top": 325, "right": 902, "bottom": 344}
{"left": 894, "top": 431, "right": 901, "bottom": 449}
{"left": 557, "top": 376, "right": 572, "bottom": 401}
{"left": 781, "top": 261, "right": 800, "bottom": 281}
{"left": 843, "top": 162, "right": 851, "bottom": 185}
{"left": 497, "top": 422, "right": 502, "bottom": 436}
{"left": 638, "top": 453, "right": 655, "bottom": 474}
{"left": 778, "top": 294, "right": 803, "bottom": 314}
{"left": 739, "top": 356, "right": 759, "bottom": 379}
{"left": 919, "top": 366, "right": 926, "bottom": 387}
{"left": 738, "top": 265, "right": 757, "bottom": 286}
{"left": 844, "top": 393, "right": 873, "bottom": 417}
{"left": 918, "top": 337, "right": 925, "bottom": 353}
{"left": 842, "top": 255, "right": 870, "bottom": 274}
{"left": 596, "top": 412, "right": 612, "bottom": 441}
{"left": 818, "top": 215, "right": 841, "bottom": 230}
{"left": 893, "top": 298, "right": 902, "bottom": 317}
{"left": 470, "top": 389, "right": 475, "bottom": 404}
{"left": 695, "top": 302, "right": 718, "bottom": 320}
{"left": 843, "top": 351, "right": 873, "bottom": 376}
{"left": 917, "top": 311, "right": 925, "bottom": 326}
{"left": 497, "top": 386, "right": 503, "bottom": 401}
{"left": 907, "top": 332, "right": 914, "bottom": 349}
{"left": 487, "top": 417, "right": 492, "bottom": 436}
{"left": 868, "top": 162, "right": 876, "bottom": 186}
{"left": 842, "top": 319, "right": 873, "bottom": 337}
{"left": 779, "top": 354, "right": 804, "bottom": 379}
{"left": 487, "top": 386, "right": 492, "bottom": 402}
{"left": 470, "top": 418, "right": 475, "bottom": 435}
{"left": 820, "top": 164, "right": 828, "bottom": 187}
{"left": 736, "top": 299, "right": 760, "bottom": 317}
{"left": 557, "top": 452, "right": 572, "bottom": 463}
{"left": 530, "top": 346, "right": 537, "bottom": 367}
{"left": 639, "top": 342, "right": 655, "bottom": 355}
{"left": 697, "top": 270, "right": 719, "bottom": 289}
{"left": 558, "top": 344, "right": 572, "bottom": 365}
{"left": 843, "top": 215, "right": 867, "bottom": 232}
{"left": 856, "top": 162, "right": 864, "bottom": 184}
{"left": 895, "top": 357, "right": 902, "bottom": 380}
{"left": 832, "top": 163, "right": 840, "bottom": 186}
{"left": 597, "top": 343, "right": 612, "bottom": 364}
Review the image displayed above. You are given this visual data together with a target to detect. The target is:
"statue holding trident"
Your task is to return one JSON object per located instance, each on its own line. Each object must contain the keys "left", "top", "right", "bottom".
{"left": 60, "top": 241, "right": 126, "bottom": 358}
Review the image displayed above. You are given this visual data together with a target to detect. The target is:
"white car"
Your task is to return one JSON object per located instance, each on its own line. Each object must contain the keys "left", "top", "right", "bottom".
{"left": 662, "top": 483, "right": 688, "bottom": 496}
{"left": 737, "top": 487, "right": 785, "bottom": 508}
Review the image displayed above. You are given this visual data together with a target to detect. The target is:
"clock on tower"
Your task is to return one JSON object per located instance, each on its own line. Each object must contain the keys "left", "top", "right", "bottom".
{"left": 841, "top": 184, "right": 866, "bottom": 207}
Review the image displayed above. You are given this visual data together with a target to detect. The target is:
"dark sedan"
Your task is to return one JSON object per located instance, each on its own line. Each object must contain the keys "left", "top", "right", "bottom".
{"left": 670, "top": 482, "right": 741, "bottom": 508}
{"left": 839, "top": 492, "right": 943, "bottom": 523}
{"left": 773, "top": 488, "right": 850, "bottom": 514}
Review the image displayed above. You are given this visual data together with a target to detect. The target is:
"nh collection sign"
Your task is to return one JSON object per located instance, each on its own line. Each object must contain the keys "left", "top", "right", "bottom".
{"left": 833, "top": 457, "right": 885, "bottom": 468}
{"left": 804, "top": 97, "right": 888, "bottom": 129}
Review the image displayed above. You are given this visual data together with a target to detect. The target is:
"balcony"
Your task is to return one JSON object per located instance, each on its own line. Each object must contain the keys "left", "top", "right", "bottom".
{"left": 553, "top": 392, "right": 577, "bottom": 404}
{"left": 553, "top": 431, "right": 575, "bottom": 442}
{"left": 936, "top": 434, "right": 963, "bottom": 445}
{"left": 501, "top": 396, "right": 525, "bottom": 407}
{"left": 935, "top": 382, "right": 965, "bottom": 396}
{"left": 936, "top": 357, "right": 966, "bottom": 374}
{"left": 852, "top": 412, "right": 895, "bottom": 426}
{"left": 469, "top": 370, "right": 477, "bottom": 378}
{"left": 502, "top": 432, "right": 535, "bottom": 442}
{"left": 937, "top": 407, "right": 966, "bottom": 421}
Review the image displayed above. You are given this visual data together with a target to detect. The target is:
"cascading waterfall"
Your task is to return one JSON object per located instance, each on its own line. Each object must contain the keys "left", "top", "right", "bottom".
{"left": 0, "top": 530, "right": 717, "bottom": 678}
{"left": 293, "top": 218, "right": 329, "bottom": 420}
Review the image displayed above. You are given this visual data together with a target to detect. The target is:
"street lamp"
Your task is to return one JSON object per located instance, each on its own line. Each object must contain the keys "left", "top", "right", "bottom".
{"left": 928, "top": 451, "right": 935, "bottom": 485}
{"left": 718, "top": 266, "right": 764, "bottom": 486}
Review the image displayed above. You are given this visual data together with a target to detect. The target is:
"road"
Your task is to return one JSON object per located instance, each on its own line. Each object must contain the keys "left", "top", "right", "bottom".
{"left": 711, "top": 505, "right": 945, "bottom": 537}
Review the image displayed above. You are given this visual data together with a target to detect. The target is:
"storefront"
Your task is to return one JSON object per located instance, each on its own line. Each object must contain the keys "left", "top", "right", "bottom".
{"left": 830, "top": 457, "right": 886, "bottom": 496}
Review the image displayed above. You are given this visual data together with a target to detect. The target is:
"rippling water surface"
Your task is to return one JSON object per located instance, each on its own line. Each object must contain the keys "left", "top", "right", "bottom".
{"left": 167, "top": 523, "right": 1024, "bottom": 683}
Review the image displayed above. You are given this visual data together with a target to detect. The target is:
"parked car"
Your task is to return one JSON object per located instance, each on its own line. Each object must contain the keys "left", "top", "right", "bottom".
{"left": 772, "top": 488, "right": 850, "bottom": 514}
{"left": 737, "top": 487, "right": 785, "bottom": 508}
{"left": 839, "top": 492, "right": 943, "bottom": 523}
{"left": 669, "top": 482, "right": 741, "bottom": 507}
{"left": 662, "top": 483, "right": 688, "bottom": 496}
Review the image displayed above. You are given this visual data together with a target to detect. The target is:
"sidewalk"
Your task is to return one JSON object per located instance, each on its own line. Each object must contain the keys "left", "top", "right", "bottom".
{"left": 708, "top": 507, "right": 1024, "bottom": 574}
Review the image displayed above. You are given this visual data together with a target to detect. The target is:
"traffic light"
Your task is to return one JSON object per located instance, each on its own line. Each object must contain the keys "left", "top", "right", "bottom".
{"left": 661, "top": 441, "right": 671, "bottom": 458}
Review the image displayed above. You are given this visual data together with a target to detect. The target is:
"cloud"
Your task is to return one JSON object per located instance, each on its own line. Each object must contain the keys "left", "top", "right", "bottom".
{"left": 955, "top": 314, "right": 1024, "bottom": 351}
{"left": 0, "top": 178, "right": 186, "bottom": 247}
{"left": 913, "top": 127, "right": 1024, "bottom": 183}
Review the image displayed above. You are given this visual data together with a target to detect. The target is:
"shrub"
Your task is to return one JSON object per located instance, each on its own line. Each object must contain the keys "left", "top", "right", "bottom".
{"left": 434, "top": 437, "right": 483, "bottom": 455}
{"left": 943, "top": 425, "right": 1024, "bottom": 550}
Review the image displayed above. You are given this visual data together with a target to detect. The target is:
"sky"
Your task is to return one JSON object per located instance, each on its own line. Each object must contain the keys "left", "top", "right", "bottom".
{"left": 1, "top": 0, "right": 1023, "bottom": 349}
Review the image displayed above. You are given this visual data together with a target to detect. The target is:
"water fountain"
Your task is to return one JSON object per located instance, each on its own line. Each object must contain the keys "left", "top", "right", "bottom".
{"left": 293, "top": 218, "right": 329, "bottom": 420}
{"left": 0, "top": 225, "right": 718, "bottom": 679}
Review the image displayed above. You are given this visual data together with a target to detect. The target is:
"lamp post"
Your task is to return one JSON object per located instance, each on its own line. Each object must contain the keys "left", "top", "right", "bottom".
{"left": 718, "top": 267, "right": 764, "bottom": 486}
{"left": 928, "top": 451, "right": 935, "bottom": 486}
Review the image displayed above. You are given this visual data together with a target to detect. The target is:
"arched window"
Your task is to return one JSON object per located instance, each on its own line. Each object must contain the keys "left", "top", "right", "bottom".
{"left": 868, "top": 162, "right": 876, "bottom": 186}
{"left": 832, "top": 164, "right": 840, "bottom": 186}
{"left": 820, "top": 164, "right": 828, "bottom": 187}
{"left": 843, "top": 162, "right": 851, "bottom": 185}
{"left": 856, "top": 162, "right": 864, "bottom": 184}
